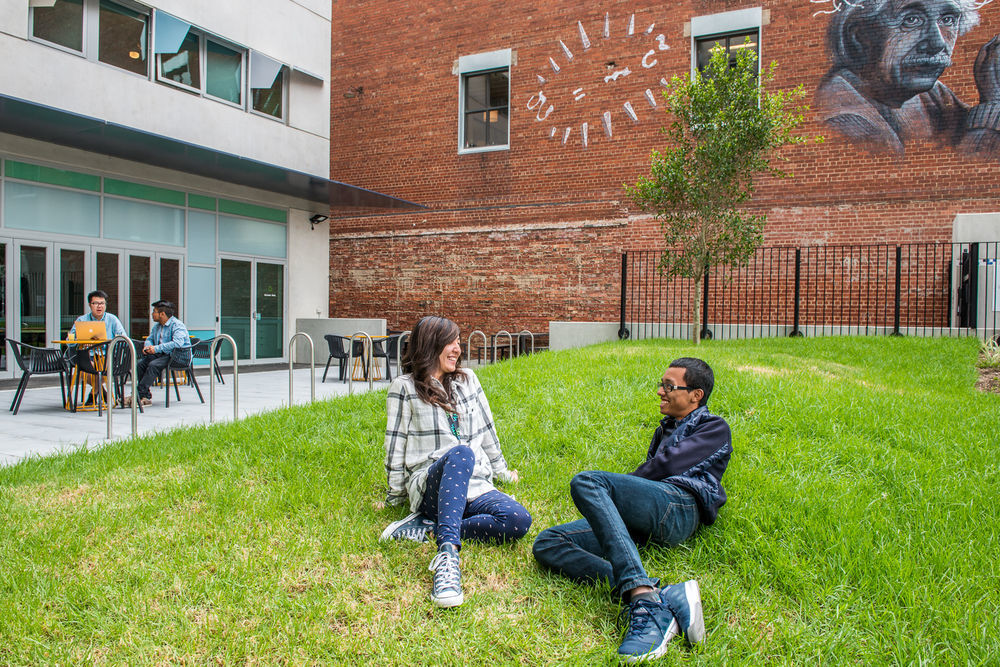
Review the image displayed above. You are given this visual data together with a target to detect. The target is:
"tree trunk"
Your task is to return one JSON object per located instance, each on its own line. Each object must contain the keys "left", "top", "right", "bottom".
{"left": 692, "top": 271, "right": 703, "bottom": 345}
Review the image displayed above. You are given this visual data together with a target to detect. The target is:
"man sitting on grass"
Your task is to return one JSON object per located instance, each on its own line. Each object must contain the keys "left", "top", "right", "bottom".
{"left": 532, "top": 357, "right": 732, "bottom": 662}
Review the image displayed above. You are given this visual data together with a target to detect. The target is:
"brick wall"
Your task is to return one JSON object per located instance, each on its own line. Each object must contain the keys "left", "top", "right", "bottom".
{"left": 330, "top": 0, "right": 1000, "bottom": 333}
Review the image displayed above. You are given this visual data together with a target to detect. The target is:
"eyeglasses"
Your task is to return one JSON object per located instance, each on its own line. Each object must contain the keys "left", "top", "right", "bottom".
{"left": 90, "top": 301, "right": 106, "bottom": 307}
{"left": 658, "top": 380, "right": 694, "bottom": 393}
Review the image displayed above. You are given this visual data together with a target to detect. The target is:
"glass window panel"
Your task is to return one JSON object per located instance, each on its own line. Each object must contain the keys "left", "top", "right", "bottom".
{"left": 255, "top": 262, "right": 283, "bottom": 359}
{"left": 32, "top": 0, "right": 83, "bottom": 52}
{"left": 1, "top": 242, "right": 6, "bottom": 371}
{"left": 159, "top": 30, "right": 200, "bottom": 89}
{"left": 696, "top": 30, "right": 758, "bottom": 73}
{"left": 59, "top": 249, "right": 85, "bottom": 337}
{"left": 4, "top": 182, "right": 100, "bottom": 237}
{"left": 159, "top": 257, "right": 180, "bottom": 316}
{"left": 187, "top": 210, "right": 216, "bottom": 264}
{"left": 465, "top": 73, "right": 488, "bottom": 111}
{"left": 220, "top": 259, "right": 251, "bottom": 360}
{"left": 104, "top": 198, "right": 185, "bottom": 246}
{"left": 252, "top": 66, "right": 285, "bottom": 119}
{"left": 129, "top": 255, "right": 150, "bottom": 338}
{"left": 19, "top": 246, "right": 47, "bottom": 352}
{"left": 696, "top": 37, "right": 723, "bottom": 73}
{"left": 218, "top": 216, "right": 286, "bottom": 258}
{"left": 99, "top": 0, "right": 147, "bottom": 75}
{"left": 489, "top": 109, "right": 509, "bottom": 146}
{"left": 206, "top": 40, "right": 242, "bottom": 104}
{"left": 96, "top": 252, "right": 120, "bottom": 316}
{"left": 464, "top": 112, "right": 488, "bottom": 148}
{"left": 186, "top": 266, "right": 215, "bottom": 330}
{"left": 488, "top": 70, "right": 509, "bottom": 107}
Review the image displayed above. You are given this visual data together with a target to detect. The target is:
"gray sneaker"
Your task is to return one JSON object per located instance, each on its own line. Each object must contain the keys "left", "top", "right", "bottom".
{"left": 380, "top": 512, "right": 434, "bottom": 542}
{"left": 428, "top": 543, "right": 463, "bottom": 608}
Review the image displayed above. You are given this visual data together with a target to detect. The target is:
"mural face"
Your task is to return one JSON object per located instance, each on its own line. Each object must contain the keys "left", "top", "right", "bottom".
{"left": 814, "top": 0, "right": 1000, "bottom": 157}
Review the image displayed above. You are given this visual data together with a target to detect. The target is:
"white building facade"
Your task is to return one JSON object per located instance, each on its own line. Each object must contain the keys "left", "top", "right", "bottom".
{"left": 0, "top": 0, "right": 408, "bottom": 376}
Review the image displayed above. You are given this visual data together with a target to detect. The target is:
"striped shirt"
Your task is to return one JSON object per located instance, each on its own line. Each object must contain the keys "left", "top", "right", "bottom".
{"left": 384, "top": 368, "right": 512, "bottom": 512}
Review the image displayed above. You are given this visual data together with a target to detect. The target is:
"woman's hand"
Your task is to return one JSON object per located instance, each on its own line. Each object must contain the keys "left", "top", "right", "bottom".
{"left": 498, "top": 469, "right": 519, "bottom": 484}
{"left": 371, "top": 500, "right": 386, "bottom": 510}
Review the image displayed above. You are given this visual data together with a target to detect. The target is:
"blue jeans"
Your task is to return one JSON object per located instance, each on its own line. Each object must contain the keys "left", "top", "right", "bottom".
{"left": 419, "top": 445, "right": 532, "bottom": 548}
{"left": 532, "top": 471, "right": 699, "bottom": 598}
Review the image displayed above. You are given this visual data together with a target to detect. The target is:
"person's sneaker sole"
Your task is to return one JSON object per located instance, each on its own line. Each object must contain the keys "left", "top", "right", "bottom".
{"left": 621, "top": 617, "right": 679, "bottom": 663}
{"left": 379, "top": 512, "right": 425, "bottom": 541}
{"left": 431, "top": 590, "right": 463, "bottom": 608}
{"left": 682, "top": 580, "right": 705, "bottom": 645}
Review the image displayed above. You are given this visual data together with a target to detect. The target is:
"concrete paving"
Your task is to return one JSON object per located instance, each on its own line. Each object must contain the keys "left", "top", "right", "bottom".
{"left": 0, "top": 366, "right": 392, "bottom": 468}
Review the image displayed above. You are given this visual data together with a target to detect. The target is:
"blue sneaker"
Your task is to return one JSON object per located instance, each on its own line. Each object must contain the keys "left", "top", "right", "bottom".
{"left": 659, "top": 580, "right": 705, "bottom": 646}
{"left": 380, "top": 512, "right": 434, "bottom": 542}
{"left": 617, "top": 598, "right": 679, "bottom": 663}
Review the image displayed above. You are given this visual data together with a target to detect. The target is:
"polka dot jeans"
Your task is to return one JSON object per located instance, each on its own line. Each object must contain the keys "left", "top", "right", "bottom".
{"left": 419, "top": 445, "right": 532, "bottom": 548}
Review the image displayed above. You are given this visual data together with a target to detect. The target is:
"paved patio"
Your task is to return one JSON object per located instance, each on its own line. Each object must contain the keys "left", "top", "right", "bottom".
{"left": 0, "top": 366, "right": 391, "bottom": 468}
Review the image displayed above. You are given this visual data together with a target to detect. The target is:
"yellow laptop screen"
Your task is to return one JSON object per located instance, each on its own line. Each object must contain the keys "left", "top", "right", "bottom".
{"left": 74, "top": 321, "right": 108, "bottom": 340}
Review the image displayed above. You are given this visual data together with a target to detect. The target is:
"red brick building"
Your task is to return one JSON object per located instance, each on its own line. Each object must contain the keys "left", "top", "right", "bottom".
{"left": 328, "top": 0, "right": 1000, "bottom": 336}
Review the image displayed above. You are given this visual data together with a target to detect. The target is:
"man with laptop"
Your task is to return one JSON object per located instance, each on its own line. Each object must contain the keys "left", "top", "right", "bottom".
{"left": 69, "top": 290, "right": 126, "bottom": 342}
{"left": 124, "top": 300, "right": 191, "bottom": 408}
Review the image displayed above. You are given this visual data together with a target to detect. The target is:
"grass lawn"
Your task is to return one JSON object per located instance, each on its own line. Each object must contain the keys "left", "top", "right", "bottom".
{"left": 1, "top": 336, "right": 997, "bottom": 664}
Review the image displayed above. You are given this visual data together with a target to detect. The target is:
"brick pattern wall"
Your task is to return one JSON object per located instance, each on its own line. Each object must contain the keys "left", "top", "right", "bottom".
{"left": 330, "top": 0, "right": 1000, "bottom": 332}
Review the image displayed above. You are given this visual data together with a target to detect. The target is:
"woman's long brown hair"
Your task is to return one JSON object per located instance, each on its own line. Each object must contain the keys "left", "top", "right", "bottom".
{"left": 401, "top": 316, "right": 462, "bottom": 411}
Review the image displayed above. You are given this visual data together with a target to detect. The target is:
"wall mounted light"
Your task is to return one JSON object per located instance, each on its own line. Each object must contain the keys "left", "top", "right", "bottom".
{"left": 309, "top": 214, "right": 329, "bottom": 230}
{"left": 343, "top": 86, "right": 364, "bottom": 99}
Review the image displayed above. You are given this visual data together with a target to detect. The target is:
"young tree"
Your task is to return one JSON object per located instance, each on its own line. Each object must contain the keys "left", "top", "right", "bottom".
{"left": 625, "top": 43, "right": 811, "bottom": 344}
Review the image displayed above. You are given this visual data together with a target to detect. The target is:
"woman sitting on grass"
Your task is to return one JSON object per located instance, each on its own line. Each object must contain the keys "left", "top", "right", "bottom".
{"left": 381, "top": 315, "right": 532, "bottom": 608}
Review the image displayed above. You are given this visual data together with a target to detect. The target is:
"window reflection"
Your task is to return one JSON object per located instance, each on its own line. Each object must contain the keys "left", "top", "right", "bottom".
{"left": 31, "top": 0, "right": 84, "bottom": 52}
{"left": 159, "top": 31, "right": 200, "bottom": 89}
{"left": 99, "top": 1, "right": 148, "bottom": 76}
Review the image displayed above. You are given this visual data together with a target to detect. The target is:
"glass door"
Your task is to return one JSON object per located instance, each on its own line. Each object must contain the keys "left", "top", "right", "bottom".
{"left": 15, "top": 242, "right": 52, "bottom": 355}
{"left": 219, "top": 257, "right": 285, "bottom": 361}
{"left": 94, "top": 249, "right": 123, "bottom": 323}
{"left": 0, "top": 238, "right": 9, "bottom": 377}
{"left": 57, "top": 246, "right": 88, "bottom": 339}
{"left": 127, "top": 253, "right": 151, "bottom": 339}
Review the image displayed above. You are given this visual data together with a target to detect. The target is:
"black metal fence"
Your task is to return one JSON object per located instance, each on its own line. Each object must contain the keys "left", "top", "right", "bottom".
{"left": 621, "top": 242, "right": 999, "bottom": 341}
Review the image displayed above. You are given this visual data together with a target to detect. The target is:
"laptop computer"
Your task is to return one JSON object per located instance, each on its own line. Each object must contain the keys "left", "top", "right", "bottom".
{"left": 74, "top": 321, "right": 108, "bottom": 341}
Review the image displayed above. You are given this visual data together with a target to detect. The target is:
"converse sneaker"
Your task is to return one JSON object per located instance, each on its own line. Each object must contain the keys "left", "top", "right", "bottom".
{"left": 659, "top": 580, "right": 705, "bottom": 646}
{"left": 428, "top": 543, "right": 463, "bottom": 608}
{"left": 617, "top": 597, "right": 679, "bottom": 663}
{"left": 379, "top": 512, "right": 434, "bottom": 542}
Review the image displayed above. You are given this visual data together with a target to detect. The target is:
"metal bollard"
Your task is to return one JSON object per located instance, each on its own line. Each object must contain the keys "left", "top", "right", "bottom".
{"left": 210, "top": 334, "right": 239, "bottom": 423}
{"left": 105, "top": 335, "right": 138, "bottom": 440}
{"left": 288, "top": 332, "right": 315, "bottom": 405}
{"left": 493, "top": 330, "right": 513, "bottom": 363}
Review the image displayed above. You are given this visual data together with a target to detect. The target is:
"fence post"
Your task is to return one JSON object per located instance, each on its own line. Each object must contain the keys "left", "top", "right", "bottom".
{"left": 969, "top": 243, "right": 980, "bottom": 331}
{"left": 789, "top": 248, "right": 804, "bottom": 337}
{"left": 891, "top": 245, "right": 903, "bottom": 336}
{"left": 618, "top": 253, "right": 629, "bottom": 339}
{"left": 700, "top": 264, "right": 713, "bottom": 340}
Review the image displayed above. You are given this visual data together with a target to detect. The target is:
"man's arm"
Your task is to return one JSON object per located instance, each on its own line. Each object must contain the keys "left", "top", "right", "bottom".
{"left": 631, "top": 418, "right": 731, "bottom": 481}
{"left": 155, "top": 320, "right": 190, "bottom": 354}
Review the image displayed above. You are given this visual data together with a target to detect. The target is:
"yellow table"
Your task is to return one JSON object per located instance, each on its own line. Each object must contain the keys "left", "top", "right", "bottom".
{"left": 53, "top": 338, "right": 109, "bottom": 411}
{"left": 351, "top": 335, "right": 386, "bottom": 381}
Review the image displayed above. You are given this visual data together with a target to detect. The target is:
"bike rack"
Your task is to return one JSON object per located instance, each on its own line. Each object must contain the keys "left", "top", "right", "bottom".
{"left": 493, "top": 330, "right": 513, "bottom": 363}
{"left": 288, "top": 332, "right": 315, "bottom": 405}
{"left": 347, "top": 331, "right": 374, "bottom": 395}
{"left": 210, "top": 334, "right": 239, "bottom": 423}
{"left": 518, "top": 330, "right": 535, "bottom": 356}
{"left": 105, "top": 335, "right": 138, "bottom": 440}
{"left": 467, "top": 330, "right": 487, "bottom": 364}
{"left": 395, "top": 330, "right": 411, "bottom": 379}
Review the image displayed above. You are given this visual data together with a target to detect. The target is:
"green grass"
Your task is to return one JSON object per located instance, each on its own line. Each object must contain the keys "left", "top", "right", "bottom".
{"left": 1, "top": 336, "right": 997, "bottom": 664}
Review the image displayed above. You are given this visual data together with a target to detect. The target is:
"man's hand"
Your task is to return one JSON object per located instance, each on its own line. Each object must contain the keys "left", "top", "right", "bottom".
{"left": 143, "top": 345, "right": 155, "bottom": 355}
{"left": 975, "top": 35, "right": 1000, "bottom": 103}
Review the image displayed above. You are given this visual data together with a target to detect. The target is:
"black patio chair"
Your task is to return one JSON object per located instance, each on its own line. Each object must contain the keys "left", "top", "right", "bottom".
{"left": 109, "top": 339, "right": 142, "bottom": 414}
{"left": 375, "top": 334, "right": 402, "bottom": 381}
{"left": 322, "top": 334, "right": 366, "bottom": 382}
{"left": 164, "top": 341, "right": 204, "bottom": 407}
{"left": 69, "top": 345, "right": 108, "bottom": 416}
{"left": 7, "top": 339, "right": 70, "bottom": 415}
{"left": 192, "top": 337, "right": 225, "bottom": 384}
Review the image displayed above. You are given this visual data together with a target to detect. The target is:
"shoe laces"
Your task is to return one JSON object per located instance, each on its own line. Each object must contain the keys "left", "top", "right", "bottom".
{"left": 429, "top": 550, "right": 461, "bottom": 589}
{"left": 621, "top": 599, "right": 668, "bottom": 640}
{"left": 398, "top": 525, "right": 429, "bottom": 541}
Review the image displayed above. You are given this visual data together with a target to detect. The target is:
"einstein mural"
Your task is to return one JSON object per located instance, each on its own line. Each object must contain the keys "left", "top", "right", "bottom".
{"left": 814, "top": 0, "right": 1000, "bottom": 157}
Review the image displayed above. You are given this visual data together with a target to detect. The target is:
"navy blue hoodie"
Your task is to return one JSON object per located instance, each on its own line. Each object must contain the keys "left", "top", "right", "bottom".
{"left": 630, "top": 406, "right": 732, "bottom": 525}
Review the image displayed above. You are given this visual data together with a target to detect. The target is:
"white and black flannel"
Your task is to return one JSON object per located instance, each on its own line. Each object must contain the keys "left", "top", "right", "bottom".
{"left": 384, "top": 368, "right": 512, "bottom": 512}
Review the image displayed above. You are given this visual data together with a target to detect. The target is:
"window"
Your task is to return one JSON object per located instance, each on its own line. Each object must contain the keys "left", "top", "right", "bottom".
{"left": 154, "top": 13, "right": 245, "bottom": 107}
{"left": 206, "top": 40, "right": 243, "bottom": 104}
{"left": 457, "top": 48, "right": 512, "bottom": 153}
{"left": 690, "top": 7, "right": 763, "bottom": 77}
{"left": 250, "top": 51, "right": 287, "bottom": 120}
{"left": 30, "top": 0, "right": 148, "bottom": 75}
{"left": 695, "top": 30, "right": 758, "bottom": 74}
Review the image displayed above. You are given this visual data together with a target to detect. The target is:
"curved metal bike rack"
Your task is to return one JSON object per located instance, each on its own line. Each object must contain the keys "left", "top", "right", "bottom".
{"left": 467, "top": 330, "right": 487, "bottom": 364}
{"left": 347, "top": 331, "right": 374, "bottom": 395}
{"left": 493, "top": 330, "right": 513, "bottom": 363}
{"left": 288, "top": 332, "right": 315, "bottom": 405}
{"left": 210, "top": 334, "right": 239, "bottom": 423}
{"left": 105, "top": 335, "right": 138, "bottom": 440}
{"left": 518, "top": 329, "right": 535, "bottom": 356}
{"left": 395, "top": 330, "right": 411, "bottom": 379}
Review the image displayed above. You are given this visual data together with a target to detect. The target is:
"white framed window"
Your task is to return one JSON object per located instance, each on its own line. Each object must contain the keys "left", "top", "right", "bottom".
{"left": 29, "top": 0, "right": 150, "bottom": 77}
{"left": 690, "top": 7, "right": 763, "bottom": 76}
{"left": 154, "top": 11, "right": 245, "bottom": 109}
{"left": 457, "top": 48, "right": 511, "bottom": 154}
{"left": 249, "top": 51, "right": 288, "bottom": 122}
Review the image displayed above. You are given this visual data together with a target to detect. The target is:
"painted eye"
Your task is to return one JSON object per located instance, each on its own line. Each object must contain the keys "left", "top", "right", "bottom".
{"left": 940, "top": 14, "right": 958, "bottom": 27}
{"left": 902, "top": 13, "right": 924, "bottom": 28}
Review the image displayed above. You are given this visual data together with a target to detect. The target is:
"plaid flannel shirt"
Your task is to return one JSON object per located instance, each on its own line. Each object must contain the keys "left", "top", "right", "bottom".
{"left": 384, "top": 368, "right": 512, "bottom": 512}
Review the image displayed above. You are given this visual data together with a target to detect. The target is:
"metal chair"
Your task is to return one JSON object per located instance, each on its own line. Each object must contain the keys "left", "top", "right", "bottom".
{"left": 322, "top": 334, "right": 365, "bottom": 382}
{"left": 163, "top": 342, "right": 204, "bottom": 407}
{"left": 7, "top": 339, "right": 70, "bottom": 415}
{"left": 375, "top": 334, "right": 401, "bottom": 381}
{"left": 110, "top": 340, "right": 143, "bottom": 414}
{"left": 192, "top": 337, "right": 224, "bottom": 384}
{"left": 69, "top": 345, "right": 108, "bottom": 415}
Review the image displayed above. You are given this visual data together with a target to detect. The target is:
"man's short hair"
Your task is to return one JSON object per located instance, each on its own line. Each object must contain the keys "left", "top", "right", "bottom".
{"left": 88, "top": 289, "right": 108, "bottom": 304}
{"left": 152, "top": 300, "right": 175, "bottom": 319}
{"left": 670, "top": 357, "right": 714, "bottom": 407}
{"left": 827, "top": 0, "right": 981, "bottom": 71}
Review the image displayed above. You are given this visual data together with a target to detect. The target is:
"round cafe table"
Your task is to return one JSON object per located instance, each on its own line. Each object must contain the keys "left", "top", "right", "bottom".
{"left": 52, "top": 338, "right": 109, "bottom": 411}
